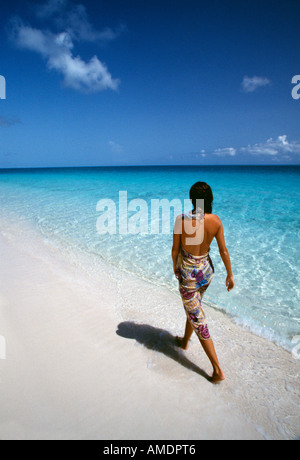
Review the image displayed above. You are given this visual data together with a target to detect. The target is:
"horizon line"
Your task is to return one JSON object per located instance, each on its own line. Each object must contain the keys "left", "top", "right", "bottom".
{"left": 0, "top": 163, "right": 300, "bottom": 171}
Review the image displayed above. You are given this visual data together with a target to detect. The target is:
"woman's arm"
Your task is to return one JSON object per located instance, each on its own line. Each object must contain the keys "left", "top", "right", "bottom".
{"left": 215, "top": 219, "right": 235, "bottom": 292}
{"left": 172, "top": 215, "right": 182, "bottom": 275}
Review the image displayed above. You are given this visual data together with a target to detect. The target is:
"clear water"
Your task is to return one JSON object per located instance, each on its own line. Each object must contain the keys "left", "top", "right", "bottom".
{"left": 0, "top": 165, "right": 299, "bottom": 351}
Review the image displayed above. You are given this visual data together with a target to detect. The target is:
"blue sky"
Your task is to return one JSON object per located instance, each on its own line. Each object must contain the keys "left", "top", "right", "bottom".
{"left": 0, "top": 0, "right": 299, "bottom": 167}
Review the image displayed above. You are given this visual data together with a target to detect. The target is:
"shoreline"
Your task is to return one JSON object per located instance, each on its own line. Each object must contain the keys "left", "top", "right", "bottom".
{"left": 0, "top": 220, "right": 300, "bottom": 439}
{"left": 0, "top": 211, "right": 295, "bottom": 355}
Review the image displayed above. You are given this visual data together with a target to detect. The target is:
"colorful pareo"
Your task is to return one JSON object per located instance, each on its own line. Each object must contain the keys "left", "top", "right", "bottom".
{"left": 175, "top": 247, "right": 214, "bottom": 341}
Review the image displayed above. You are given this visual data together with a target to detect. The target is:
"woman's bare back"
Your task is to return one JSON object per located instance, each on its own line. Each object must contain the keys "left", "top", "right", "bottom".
{"left": 180, "top": 213, "right": 222, "bottom": 256}
{"left": 173, "top": 211, "right": 233, "bottom": 290}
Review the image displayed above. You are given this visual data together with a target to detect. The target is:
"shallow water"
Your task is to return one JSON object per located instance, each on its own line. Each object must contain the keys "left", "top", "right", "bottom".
{"left": 0, "top": 165, "right": 299, "bottom": 351}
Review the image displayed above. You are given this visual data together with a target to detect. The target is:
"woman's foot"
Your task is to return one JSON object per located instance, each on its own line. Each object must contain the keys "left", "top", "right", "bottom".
{"left": 175, "top": 336, "right": 189, "bottom": 350}
{"left": 211, "top": 369, "right": 226, "bottom": 384}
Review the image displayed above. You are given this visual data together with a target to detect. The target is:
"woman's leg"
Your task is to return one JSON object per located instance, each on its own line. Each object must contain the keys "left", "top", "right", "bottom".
{"left": 176, "top": 318, "right": 193, "bottom": 350}
{"left": 199, "top": 338, "right": 226, "bottom": 383}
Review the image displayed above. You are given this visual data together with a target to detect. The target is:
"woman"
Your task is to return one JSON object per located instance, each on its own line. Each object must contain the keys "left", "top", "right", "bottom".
{"left": 172, "top": 182, "right": 235, "bottom": 383}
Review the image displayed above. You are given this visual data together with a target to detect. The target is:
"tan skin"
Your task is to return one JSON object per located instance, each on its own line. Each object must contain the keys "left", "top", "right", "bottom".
{"left": 172, "top": 208, "right": 235, "bottom": 383}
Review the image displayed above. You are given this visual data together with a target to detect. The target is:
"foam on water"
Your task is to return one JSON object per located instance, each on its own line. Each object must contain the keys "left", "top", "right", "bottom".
{"left": 0, "top": 165, "right": 299, "bottom": 351}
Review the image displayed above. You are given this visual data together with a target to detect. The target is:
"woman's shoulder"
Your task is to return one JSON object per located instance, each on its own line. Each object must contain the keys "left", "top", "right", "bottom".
{"left": 207, "top": 212, "right": 221, "bottom": 219}
{"left": 206, "top": 213, "right": 222, "bottom": 227}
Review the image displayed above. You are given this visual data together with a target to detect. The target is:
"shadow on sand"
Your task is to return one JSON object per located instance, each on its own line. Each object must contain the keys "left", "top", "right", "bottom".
{"left": 116, "top": 321, "right": 211, "bottom": 381}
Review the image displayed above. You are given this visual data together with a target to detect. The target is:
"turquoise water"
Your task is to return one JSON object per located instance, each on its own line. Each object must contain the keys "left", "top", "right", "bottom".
{"left": 0, "top": 165, "right": 299, "bottom": 350}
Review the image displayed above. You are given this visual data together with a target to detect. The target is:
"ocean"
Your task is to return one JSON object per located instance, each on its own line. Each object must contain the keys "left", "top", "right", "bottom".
{"left": 0, "top": 165, "right": 299, "bottom": 351}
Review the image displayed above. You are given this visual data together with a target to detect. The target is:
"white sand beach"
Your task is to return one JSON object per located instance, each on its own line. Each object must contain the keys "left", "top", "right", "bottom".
{"left": 0, "top": 221, "right": 299, "bottom": 440}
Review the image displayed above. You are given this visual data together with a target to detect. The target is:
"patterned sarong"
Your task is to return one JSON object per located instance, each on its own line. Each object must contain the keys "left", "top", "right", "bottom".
{"left": 176, "top": 247, "right": 214, "bottom": 340}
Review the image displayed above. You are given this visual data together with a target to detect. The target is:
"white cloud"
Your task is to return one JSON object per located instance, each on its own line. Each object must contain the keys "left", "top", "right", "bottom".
{"left": 241, "top": 135, "right": 300, "bottom": 156}
{"left": 35, "top": 0, "right": 67, "bottom": 19}
{"left": 213, "top": 147, "right": 237, "bottom": 157}
{"left": 8, "top": 1, "right": 121, "bottom": 93}
{"left": 35, "top": 0, "right": 125, "bottom": 43}
{"left": 241, "top": 76, "right": 271, "bottom": 93}
{"left": 108, "top": 141, "right": 123, "bottom": 154}
{"left": 207, "top": 135, "right": 300, "bottom": 161}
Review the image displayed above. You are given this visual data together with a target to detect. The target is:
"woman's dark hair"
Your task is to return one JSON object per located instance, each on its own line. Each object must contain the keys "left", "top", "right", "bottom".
{"left": 189, "top": 182, "right": 213, "bottom": 214}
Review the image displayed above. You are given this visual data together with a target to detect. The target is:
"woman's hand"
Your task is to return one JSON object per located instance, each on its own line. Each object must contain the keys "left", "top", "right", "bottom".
{"left": 226, "top": 275, "right": 235, "bottom": 292}
{"left": 174, "top": 264, "right": 180, "bottom": 279}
